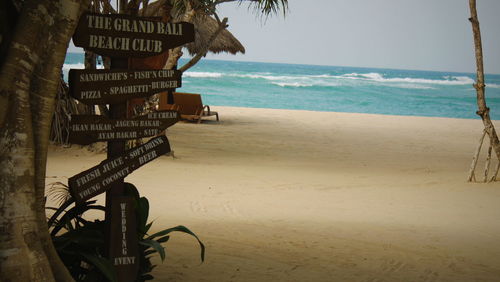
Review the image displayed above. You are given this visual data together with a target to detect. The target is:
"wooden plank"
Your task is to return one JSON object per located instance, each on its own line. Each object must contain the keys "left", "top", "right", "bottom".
{"left": 73, "top": 12, "right": 194, "bottom": 57}
{"left": 68, "top": 136, "right": 171, "bottom": 204}
{"left": 69, "top": 69, "right": 182, "bottom": 105}
{"left": 109, "top": 196, "right": 139, "bottom": 282}
{"left": 69, "top": 110, "right": 178, "bottom": 145}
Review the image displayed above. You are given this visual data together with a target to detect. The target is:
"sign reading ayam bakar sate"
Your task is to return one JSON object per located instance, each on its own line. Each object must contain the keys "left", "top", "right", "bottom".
{"left": 69, "top": 110, "right": 179, "bottom": 145}
{"left": 69, "top": 69, "right": 182, "bottom": 104}
{"left": 73, "top": 12, "right": 195, "bottom": 57}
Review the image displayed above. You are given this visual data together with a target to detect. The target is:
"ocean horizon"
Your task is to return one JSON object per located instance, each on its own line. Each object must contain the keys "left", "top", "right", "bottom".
{"left": 63, "top": 52, "right": 500, "bottom": 120}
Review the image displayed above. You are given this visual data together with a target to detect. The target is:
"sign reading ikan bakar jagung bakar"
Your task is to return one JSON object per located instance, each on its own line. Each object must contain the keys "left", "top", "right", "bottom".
{"left": 68, "top": 136, "right": 171, "bottom": 203}
{"left": 69, "top": 69, "right": 182, "bottom": 104}
{"left": 73, "top": 13, "right": 194, "bottom": 57}
{"left": 69, "top": 110, "right": 178, "bottom": 145}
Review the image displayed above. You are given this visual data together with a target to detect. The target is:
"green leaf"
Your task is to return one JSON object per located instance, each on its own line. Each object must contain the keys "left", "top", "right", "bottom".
{"left": 147, "top": 225, "right": 205, "bottom": 262}
{"left": 124, "top": 182, "right": 140, "bottom": 200}
{"left": 80, "top": 253, "right": 117, "bottom": 282}
{"left": 157, "top": 235, "right": 170, "bottom": 243}
{"left": 144, "top": 222, "right": 153, "bottom": 235}
{"left": 141, "top": 274, "right": 154, "bottom": 281}
{"left": 140, "top": 239, "right": 165, "bottom": 261}
{"left": 137, "top": 197, "right": 149, "bottom": 224}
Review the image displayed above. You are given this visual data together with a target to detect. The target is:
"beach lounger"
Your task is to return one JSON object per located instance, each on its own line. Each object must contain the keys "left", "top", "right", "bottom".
{"left": 159, "top": 92, "right": 219, "bottom": 123}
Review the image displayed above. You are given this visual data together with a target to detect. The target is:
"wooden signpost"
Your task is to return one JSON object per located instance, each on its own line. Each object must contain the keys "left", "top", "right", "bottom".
{"left": 68, "top": 10, "right": 195, "bottom": 281}
{"left": 69, "top": 69, "right": 182, "bottom": 104}
{"left": 69, "top": 110, "right": 178, "bottom": 145}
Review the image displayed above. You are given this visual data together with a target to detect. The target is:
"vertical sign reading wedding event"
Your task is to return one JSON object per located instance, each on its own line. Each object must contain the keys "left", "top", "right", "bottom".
{"left": 69, "top": 12, "right": 194, "bottom": 281}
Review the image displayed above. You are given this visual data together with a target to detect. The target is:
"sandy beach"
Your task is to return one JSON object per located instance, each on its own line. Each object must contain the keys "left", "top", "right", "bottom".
{"left": 46, "top": 106, "right": 500, "bottom": 281}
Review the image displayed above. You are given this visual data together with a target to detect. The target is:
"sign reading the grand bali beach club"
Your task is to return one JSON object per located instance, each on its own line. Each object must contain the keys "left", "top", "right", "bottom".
{"left": 73, "top": 12, "right": 195, "bottom": 57}
{"left": 69, "top": 69, "right": 182, "bottom": 104}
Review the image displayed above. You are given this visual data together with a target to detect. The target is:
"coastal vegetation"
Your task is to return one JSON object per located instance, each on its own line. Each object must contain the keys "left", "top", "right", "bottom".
{"left": 0, "top": 0, "right": 288, "bottom": 281}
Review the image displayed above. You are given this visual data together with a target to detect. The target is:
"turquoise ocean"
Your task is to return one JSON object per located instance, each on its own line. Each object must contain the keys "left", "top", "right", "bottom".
{"left": 64, "top": 53, "right": 500, "bottom": 120}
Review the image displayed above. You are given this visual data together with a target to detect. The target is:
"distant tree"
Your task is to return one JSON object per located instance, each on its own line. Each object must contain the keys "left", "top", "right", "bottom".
{"left": 467, "top": 0, "right": 500, "bottom": 182}
{"left": 0, "top": 0, "right": 90, "bottom": 281}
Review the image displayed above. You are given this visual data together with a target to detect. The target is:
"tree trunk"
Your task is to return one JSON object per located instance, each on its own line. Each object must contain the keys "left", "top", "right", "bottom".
{"left": 165, "top": 3, "right": 195, "bottom": 70}
{"left": 468, "top": 0, "right": 500, "bottom": 162}
{"left": 0, "top": 0, "right": 88, "bottom": 281}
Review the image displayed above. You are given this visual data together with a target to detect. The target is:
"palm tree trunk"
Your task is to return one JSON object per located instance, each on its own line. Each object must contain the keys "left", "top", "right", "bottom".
{"left": 467, "top": 0, "right": 500, "bottom": 181}
{"left": 0, "top": 0, "right": 87, "bottom": 280}
{"left": 165, "top": 2, "right": 195, "bottom": 70}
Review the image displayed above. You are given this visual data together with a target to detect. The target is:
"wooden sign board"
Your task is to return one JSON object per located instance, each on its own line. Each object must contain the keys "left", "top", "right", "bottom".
{"left": 69, "top": 69, "right": 182, "bottom": 105}
{"left": 109, "top": 196, "right": 139, "bottom": 282}
{"left": 73, "top": 12, "right": 195, "bottom": 57}
{"left": 68, "top": 136, "right": 170, "bottom": 203}
{"left": 69, "top": 110, "right": 178, "bottom": 145}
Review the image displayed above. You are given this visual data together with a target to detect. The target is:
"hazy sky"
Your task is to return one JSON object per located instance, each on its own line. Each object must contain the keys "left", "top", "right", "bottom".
{"left": 68, "top": 0, "right": 500, "bottom": 74}
{"left": 204, "top": 0, "right": 500, "bottom": 74}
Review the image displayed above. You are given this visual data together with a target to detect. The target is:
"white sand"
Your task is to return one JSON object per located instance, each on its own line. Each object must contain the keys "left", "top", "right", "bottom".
{"left": 46, "top": 106, "right": 500, "bottom": 281}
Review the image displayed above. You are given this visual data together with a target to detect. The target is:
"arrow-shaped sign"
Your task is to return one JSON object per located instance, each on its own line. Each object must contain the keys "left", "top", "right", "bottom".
{"left": 69, "top": 136, "right": 171, "bottom": 203}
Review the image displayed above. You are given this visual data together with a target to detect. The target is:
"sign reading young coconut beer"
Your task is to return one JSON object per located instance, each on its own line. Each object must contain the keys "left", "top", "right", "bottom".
{"left": 68, "top": 136, "right": 171, "bottom": 203}
{"left": 69, "top": 110, "right": 178, "bottom": 145}
{"left": 73, "top": 12, "right": 195, "bottom": 57}
{"left": 69, "top": 69, "right": 182, "bottom": 104}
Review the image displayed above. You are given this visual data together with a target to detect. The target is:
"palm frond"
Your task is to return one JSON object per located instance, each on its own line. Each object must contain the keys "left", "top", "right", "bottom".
{"left": 46, "top": 181, "right": 72, "bottom": 206}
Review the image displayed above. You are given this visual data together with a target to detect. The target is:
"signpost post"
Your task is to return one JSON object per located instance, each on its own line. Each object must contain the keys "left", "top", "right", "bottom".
{"left": 68, "top": 10, "right": 194, "bottom": 281}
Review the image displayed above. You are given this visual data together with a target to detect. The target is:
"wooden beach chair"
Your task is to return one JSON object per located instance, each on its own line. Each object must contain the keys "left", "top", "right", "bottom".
{"left": 159, "top": 92, "right": 219, "bottom": 123}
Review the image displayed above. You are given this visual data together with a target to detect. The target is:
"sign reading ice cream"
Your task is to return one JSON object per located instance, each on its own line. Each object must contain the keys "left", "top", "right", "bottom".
{"left": 69, "top": 110, "right": 179, "bottom": 145}
{"left": 73, "top": 13, "right": 195, "bottom": 57}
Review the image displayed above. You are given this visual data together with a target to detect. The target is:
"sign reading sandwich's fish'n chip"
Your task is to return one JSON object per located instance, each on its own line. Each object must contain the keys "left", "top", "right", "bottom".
{"left": 69, "top": 69, "right": 182, "bottom": 105}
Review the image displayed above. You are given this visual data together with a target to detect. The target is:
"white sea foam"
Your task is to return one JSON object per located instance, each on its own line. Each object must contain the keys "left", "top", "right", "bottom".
{"left": 184, "top": 71, "right": 223, "bottom": 78}
{"left": 273, "top": 82, "right": 313, "bottom": 88}
{"left": 63, "top": 63, "right": 85, "bottom": 70}
{"left": 133, "top": 68, "right": 479, "bottom": 90}
{"left": 338, "top": 72, "right": 474, "bottom": 85}
{"left": 62, "top": 63, "right": 105, "bottom": 70}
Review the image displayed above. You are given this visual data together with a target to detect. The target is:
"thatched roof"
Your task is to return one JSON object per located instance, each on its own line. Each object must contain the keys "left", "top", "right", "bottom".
{"left": 143, "top": 0, "right": 245, "bottom": 56}
{"left": 184, "top": 14, "right": 245, "bottom": 56}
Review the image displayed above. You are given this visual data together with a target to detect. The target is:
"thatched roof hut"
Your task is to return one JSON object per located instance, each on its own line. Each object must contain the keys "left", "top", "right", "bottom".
{"left": 143, "top": 0, "right": 245, "bottom": 56}
{"left": 184, "top": 14, "right": 245, "bottom": 56}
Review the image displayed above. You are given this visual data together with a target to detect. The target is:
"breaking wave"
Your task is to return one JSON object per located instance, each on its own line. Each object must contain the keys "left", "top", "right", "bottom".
{"left": 339, "top": 72, "right": 475, "bottom": 85}
{"left": 272, "top": 82, "right": 313, "bottom": 88}
{"left": 179, "top": 70, "right": 482, "bottom": 90}
{"left": 184, "top": 71, "right": 223, "bottom": 78}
